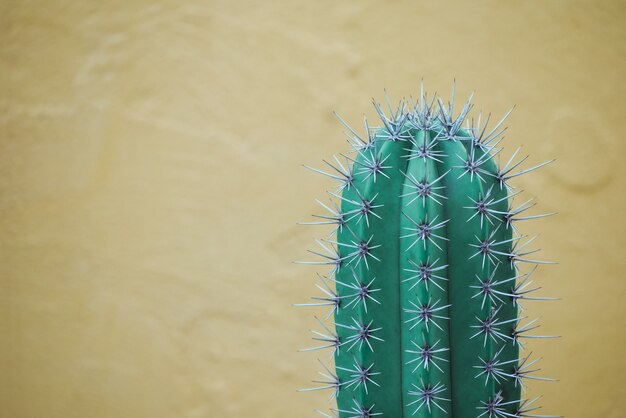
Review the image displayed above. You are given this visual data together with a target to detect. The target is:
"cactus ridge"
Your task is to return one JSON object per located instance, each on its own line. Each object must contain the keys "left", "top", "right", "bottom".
{"left": 298, "top": 85, "right": 557, "bottom": 418}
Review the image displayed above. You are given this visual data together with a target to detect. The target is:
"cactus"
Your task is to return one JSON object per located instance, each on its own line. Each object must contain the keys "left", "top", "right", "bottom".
{"left": 298, "top": 84, "right": 557, "bottom": 418}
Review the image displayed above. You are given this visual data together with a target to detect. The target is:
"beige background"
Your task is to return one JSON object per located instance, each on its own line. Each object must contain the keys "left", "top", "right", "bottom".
{"left": 1, "top": 1, "right": 625, "bottom": 417}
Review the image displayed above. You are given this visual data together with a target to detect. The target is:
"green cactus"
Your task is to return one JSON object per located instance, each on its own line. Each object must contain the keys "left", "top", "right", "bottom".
{"left": 298, "top": 85, "right": 556, "bottom": 418}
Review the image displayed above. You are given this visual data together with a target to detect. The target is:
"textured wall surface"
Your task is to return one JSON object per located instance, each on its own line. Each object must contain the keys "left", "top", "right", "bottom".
{"left": 1, "top": 1, "right": 625, "bottom": 417}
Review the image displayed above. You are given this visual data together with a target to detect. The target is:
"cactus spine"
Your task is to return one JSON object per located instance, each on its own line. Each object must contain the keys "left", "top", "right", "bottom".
{"left": 299, "top": 85, "right": 556, "bottom": 418}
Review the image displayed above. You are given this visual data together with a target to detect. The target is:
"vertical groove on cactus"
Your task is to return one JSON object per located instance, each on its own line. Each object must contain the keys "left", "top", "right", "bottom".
{"left": 298, "top": 84, "right": 557, "bottom": 418}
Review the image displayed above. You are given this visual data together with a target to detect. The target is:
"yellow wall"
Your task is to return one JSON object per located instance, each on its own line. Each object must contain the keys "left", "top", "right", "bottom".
{"left": 1, "top": 1, "right": 625, "bottom": 417}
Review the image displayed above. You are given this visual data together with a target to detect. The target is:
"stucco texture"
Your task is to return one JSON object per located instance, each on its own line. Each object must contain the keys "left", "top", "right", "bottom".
{"left": 1, "top": 1, "right": 625, "bottom": 417}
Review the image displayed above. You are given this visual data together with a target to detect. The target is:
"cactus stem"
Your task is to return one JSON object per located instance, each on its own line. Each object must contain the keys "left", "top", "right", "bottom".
{"left": 300, "top": 87, "right": 557, "bottom": 417}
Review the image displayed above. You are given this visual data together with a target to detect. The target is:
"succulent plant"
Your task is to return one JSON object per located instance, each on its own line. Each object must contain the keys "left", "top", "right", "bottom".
{"left": 297, "top": 84, "right": 557, "bottom": 418}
